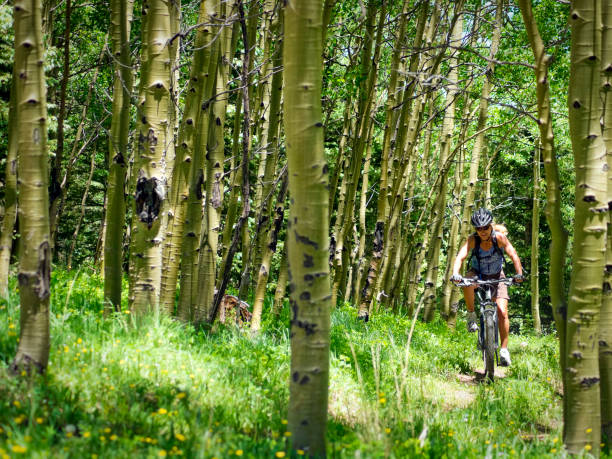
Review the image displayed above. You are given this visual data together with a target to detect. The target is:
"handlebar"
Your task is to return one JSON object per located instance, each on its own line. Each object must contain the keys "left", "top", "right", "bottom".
{"left": 452, "top": 276, "right": 519, "bottom": 288}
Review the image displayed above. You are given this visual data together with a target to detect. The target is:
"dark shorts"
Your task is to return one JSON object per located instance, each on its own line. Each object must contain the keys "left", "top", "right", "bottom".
{"left": 465, "top": 269, "right": 510, "bottom": 301}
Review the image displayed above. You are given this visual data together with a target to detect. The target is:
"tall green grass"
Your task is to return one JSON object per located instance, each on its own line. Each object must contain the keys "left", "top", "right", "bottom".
{"left": 0, "top": 268, "right": 606, "bottom": 458}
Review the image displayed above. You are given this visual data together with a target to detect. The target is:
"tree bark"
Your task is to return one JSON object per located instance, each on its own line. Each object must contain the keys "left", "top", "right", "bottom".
{"left": 11, "top": 0, "right": 51, "bottom": 374}
{"left": 284, "top": 0, "right": 331, "bottom": 454}
{"left": 531, "top": 144, "right": 541, "bottom": 334}
{"left": 565, "top": 1, "right": 606, "bottom": 453}
{"left": 129, "top": 0, "right": 174, "bottom": 314}
{"left": 0, "top": 60, "right": 18, "bottom": 298}
{"left": 48, "top": 0, "right": 72, "bottom": 253}
{"left": 104, "top": 0, "right": 134, "bottom": 311}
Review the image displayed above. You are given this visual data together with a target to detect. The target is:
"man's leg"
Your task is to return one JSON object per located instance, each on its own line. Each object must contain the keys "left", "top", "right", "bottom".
{"left": 463, "top": 285, "right": 476, "bottom": 312}
{"left": 496, "top": 297, "right": 509, "bottom": 349}
{"left": 463, "top": 285, "right": 478, "bottom": 332}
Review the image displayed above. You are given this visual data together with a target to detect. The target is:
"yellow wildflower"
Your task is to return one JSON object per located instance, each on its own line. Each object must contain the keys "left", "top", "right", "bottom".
{"left": 275, "top": 453, "right": 286, "bottom": 458}
{"left": 83, "top": 432, "right": 91, "bottom": 438}
{"left": 297, "top": 451, "right": 305, "bottom": 456}
{"left": 158, "top": 450, "right": 167, "bottom": 457}
{"left": 158, "top": 408, "right": 168, "bottom": 415}
{"left": 281, "top": 419, "right": 288, "bottom": 425}
{"left": 235, "top": 450, "right": 243, "bottom": 456}
{"left": 77, "top": 338, "right": 83, "bottom": 344}
{"left": 13, "top": 401, "right": 20, "bottom": 408}
{"left": 176, "top": 392, "right": 186, "bottom": 399}
{"left": 284, "top": 432, "right": 292, "bottom": 437}
{"left": 175, "top": 433, "right": 186, "bottom": 442}
{"left": 11, "top": 445, "right": 27, "bottom": 454}
{"left": 110, "top": 435, "right": 118, "bottom": 441}
{"left": 379, "top": 398, "right": 386, "bottom": 404}
{"left": 585, "top": 445, "right": 592, "bottom": 451}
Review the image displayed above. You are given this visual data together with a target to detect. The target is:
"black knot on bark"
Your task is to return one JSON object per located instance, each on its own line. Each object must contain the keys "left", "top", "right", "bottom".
{"left": 135, "top": 176, "right": 164, "bottom": 229}
{"left": 573, "top": 101, "right": 581, "bottom": 109}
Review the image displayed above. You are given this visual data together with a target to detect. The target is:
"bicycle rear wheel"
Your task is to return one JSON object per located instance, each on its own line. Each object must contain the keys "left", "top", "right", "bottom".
{"left": 483, "top": 311, "right": 496, "bottom": 381}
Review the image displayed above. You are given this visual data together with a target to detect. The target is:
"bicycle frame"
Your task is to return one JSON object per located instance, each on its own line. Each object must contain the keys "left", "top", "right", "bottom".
{"left": 454, "top": 277, "right": 514, "bottom": 381}
{"left": 475, "top": 285, "right": 499, "bottom": 354}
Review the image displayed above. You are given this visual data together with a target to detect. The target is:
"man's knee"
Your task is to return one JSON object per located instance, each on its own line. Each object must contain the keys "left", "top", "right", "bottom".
{"left": 496, "top": 301, "right": 508, "bottom": 319}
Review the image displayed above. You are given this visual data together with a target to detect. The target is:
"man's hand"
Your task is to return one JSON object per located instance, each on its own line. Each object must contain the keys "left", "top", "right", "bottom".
{"left": 514, "top": 274, "right": 525, "bottom": 283}
{"left": 450, "top": 274, "right": 462, "bottom": 284}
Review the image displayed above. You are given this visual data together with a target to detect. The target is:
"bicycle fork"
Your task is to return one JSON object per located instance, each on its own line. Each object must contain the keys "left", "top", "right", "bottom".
{"left": 479, "top": 305, "right": 499, "bottom": 362}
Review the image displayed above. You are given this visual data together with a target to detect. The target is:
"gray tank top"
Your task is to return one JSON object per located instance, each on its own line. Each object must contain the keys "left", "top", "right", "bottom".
{"left": 471, "top": 243, "right": 504, "bottom": 276}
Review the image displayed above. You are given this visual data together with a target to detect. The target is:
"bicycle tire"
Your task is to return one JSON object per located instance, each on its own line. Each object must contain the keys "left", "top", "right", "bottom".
{"left": 483, "top": 311, "right": 496, "bottom": 381}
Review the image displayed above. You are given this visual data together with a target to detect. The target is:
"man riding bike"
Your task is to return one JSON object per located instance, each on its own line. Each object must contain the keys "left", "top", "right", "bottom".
{"left": 450, "top": 208, "right": 524, "bottom": 367}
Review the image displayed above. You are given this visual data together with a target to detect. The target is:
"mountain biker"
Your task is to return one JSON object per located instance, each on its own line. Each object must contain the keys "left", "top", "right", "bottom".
{"left": 450, "top": 208, "right": 524, "bottom": 367}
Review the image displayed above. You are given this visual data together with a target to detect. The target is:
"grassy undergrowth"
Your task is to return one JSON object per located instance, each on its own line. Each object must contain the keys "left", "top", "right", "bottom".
{"left": 0, "top": 268, "right": 606, "bottom": 458}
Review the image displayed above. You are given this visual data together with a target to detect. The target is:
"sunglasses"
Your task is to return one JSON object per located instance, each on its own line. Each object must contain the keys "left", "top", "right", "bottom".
{"left": 476, "top": 225, "right": 491, "bottom": 231}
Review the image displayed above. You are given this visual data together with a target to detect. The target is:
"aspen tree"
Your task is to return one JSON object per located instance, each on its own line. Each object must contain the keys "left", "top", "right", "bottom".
{"left": 458, "top": 0, "right": 502, "bottom": 246}
{"left": 272, "top": 246, "right": 288, "bottom": 314}
{"left": 359, "top": 0, "right": 430, "bottom": 318}
{"left": 328, "top": 98, "right": 354, "bottom": 217}
{"left": 104, "top": 0, "right": 134, "bottom": 311}
{"left": 352, "top": 123, "right": 375, "bottom": 305}
{"left": 195, "top": 0, "right": 233, "bottom": 323}
{"left": 251, "top": 17, "right": 285, "bottom": 330}
{"left": 517, "top": 0, "right": 568, "bottom": 347}
{"left": 422, "top": 12, "right": 462, "bottom": 322}
{"left": 284, "top": 0, "right": 331, "bottom": 453}
{"left": 249, "top": 2, "right": 284, "bottom": 297}
{"left": 251, "top": 174, "right": 288, "bottom": 331}
{"left": 600, "top": 0, "right": 612, "bottom": 441}
{"left": 158, "top": 0, "right": 182, "bottom": 313}
{"left": 129, "top": 0, "right": 174, "bottom": 313}
{"left": 531, "top": 145, "right": 541, "bottom": 334}
{"left": 12, "top": 0, "right": 51, "bottom": 373}
{"left": 176, "top": 0, "right": 220, "bottom": 322}
{"left": 160, "top": 0, "right": 215, "bottom": 314}
{"left": 48, "top": 0, "right": 72, "bottom": 252}
{"left": 331, "top": 0, "right": 383, "bottom": 305}
{"left": 0, "top": 66, "right": 18, "bottom": 298}
{"left": 565, "top": 0, "right": 607, "bottom": 453}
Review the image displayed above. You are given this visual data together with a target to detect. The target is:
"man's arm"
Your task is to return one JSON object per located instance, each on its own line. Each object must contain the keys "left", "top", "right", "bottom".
{"left": 452, "top": 237, "right": 472, "bottom": 277}
{"left": 498, "top": 234, "right": 523, "bottom": 277}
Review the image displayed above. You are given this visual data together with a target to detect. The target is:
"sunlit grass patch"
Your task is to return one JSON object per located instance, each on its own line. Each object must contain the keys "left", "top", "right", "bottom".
{"left": 0, "top": 269, "right": 573, "bottom": 457}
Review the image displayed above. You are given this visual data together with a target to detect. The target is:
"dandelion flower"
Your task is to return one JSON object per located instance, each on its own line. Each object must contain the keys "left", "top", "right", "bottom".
{"left": 11, "top": 445, "right": 27, "bottom": 454}
{"left": 551, "top": 448, "right": 557, "bottom": 453}
{"left": 586, "top": 428, "right": 592, "bottom": 434}
{"left": 585, "top": 445, "right": 592, "bottom": 451}
{"left": 175, "top": 433, "right": 186, "bottom": 442}
{"left": 13, "top": 401, "right": 20, "bottom": 408}
{"left": 158, "top": 450, "right": 167, "bottom": 457}
{"left": 110, "top": 435, "right": 118, "bottom": 441}
{"left": 297, "top": 451, "right": 305, "bottom": 456}
{"left": 235, "top": 450, "right": 243, "bottom": 456}
{"left": 158, "top": 408, "right": 168, "bottom": 415}
{"left": 77, "top": 338, "right": 83, "bottom": 344}
{"left": 281, "top": 419, "right": 288, "bottom": 425}
{"left": 284, "top": 432, "right": 292, "bottom": 437}
{"left": 379, "top": 398, "right": 386, "bottom": 404}
{"left": 104, "top": 428, "right": 111, "bottom": 434}
{"left": 177, "top": 393, "right": 186, "bottom": 399}
{"left": 83, "top": 432, "right": 91, "bottom": 438}
{"left": 385, "top": 428, "right": 391, "bottom": 434}
{"left": 275, "top": 452, "right": 286, "bottom": 458}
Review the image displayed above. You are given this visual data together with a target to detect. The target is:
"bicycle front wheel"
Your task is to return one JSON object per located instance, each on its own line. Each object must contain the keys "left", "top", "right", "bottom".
{"left": 483, "top": 311, "right": 496, "bottom": 381}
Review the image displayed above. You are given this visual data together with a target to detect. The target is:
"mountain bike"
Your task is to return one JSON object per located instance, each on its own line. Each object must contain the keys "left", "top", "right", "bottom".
{"left": 454, "top": 276, "right": 517, "bottom": 382}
